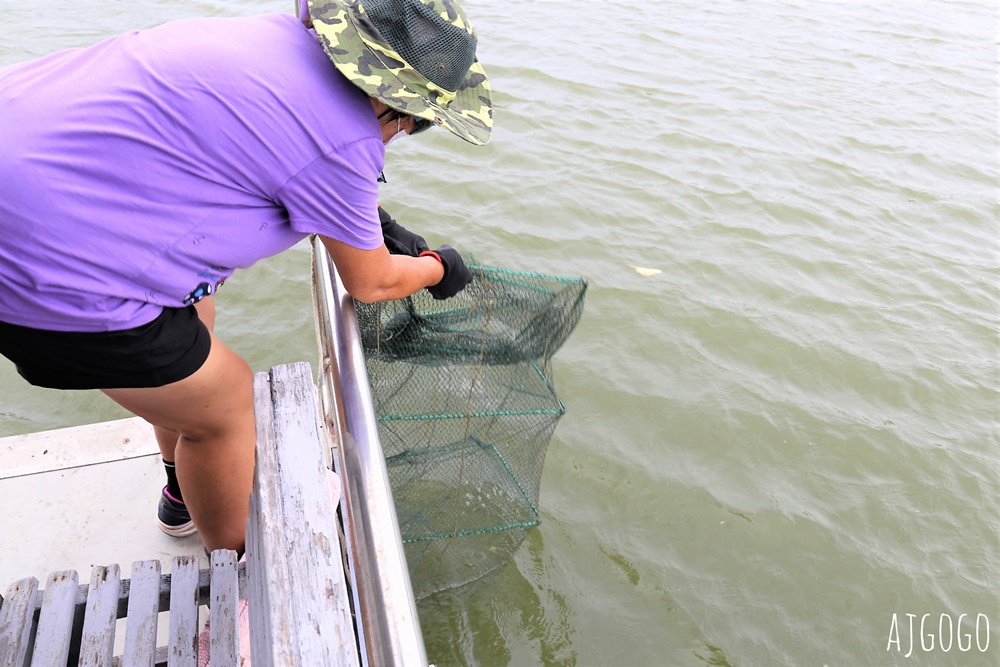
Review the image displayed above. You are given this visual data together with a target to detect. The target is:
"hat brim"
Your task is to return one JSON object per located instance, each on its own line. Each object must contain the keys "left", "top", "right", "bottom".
{"left": 310, "top": 0, "right": 493, "bottom": 146}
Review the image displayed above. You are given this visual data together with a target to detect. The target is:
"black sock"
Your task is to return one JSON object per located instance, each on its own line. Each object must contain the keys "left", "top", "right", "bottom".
{"left": 163, "top": 459, "right": 184, "bottom": 503}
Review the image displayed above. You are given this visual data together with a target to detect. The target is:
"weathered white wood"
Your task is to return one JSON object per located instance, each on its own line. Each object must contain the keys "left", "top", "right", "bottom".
{"left": 30, "top": 570, "right": 78, "bottom": 667}
{"left": 18, "top": 559, "right": 231, "bottom": 626}
{"left": 78, "top": 565, "right": 121, "bottom": 666}
{"left": 122, "top": 561, "right": 159, "bottom": 667}
{"left": 0, "top": 577, "right": 39, "bottom": 667}
{"left": 247, "top": 368, "right": 285, "bottom": 666}
{"left": 208, "top": 550, "right": 239, "bottom": 666}
{"left": 247, "top": 362, "right": 359, "bottom": 666}
{"left": 166, "top": 555, "right": 199, "bottom": 667}
{"left": 244, "top": 475, "right": 271, "bottom": 665}
{"left": 4, "top": 360, "right": 363, "bottom": 666}
{"left": 0, "top": 417, "right": 157, "bottom": 480}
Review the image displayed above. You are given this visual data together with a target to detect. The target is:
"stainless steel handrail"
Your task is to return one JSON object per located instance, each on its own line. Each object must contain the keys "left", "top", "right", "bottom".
{"left": 311, "top": 237, "right": 428, "bottom": 667}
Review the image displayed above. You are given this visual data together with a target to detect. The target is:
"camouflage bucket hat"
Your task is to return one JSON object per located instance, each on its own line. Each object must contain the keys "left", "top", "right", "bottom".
{"left": 309, "top": 0, "right": 493, "bottom": 145}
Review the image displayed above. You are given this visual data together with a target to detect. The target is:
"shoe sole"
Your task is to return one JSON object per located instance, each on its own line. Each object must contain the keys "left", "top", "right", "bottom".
{"left": 157, "top": 518, "right": 199, "bottom": 538}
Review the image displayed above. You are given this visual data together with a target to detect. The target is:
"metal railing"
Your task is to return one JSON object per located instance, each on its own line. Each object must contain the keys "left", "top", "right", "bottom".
{"left": 310, "top": 237, "right": 428, "bottom": 667}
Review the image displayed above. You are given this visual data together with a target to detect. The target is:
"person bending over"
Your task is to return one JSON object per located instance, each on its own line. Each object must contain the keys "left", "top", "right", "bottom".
{"left": 0, "top": 0, "right": 491, "bottom": 554}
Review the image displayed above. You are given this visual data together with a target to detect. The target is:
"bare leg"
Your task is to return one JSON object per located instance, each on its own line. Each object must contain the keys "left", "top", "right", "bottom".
{"left": 104, "top": 329, "right": 254, "bottom": 553}
{"left": 154, "top": 425, "right": 180, "bottom": 464}
{"left": 154, "top": 297, "right": 217, "bottom": 465}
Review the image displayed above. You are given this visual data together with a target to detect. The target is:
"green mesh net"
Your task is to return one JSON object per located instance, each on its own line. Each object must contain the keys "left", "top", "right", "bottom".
{"left": 355, "top": 261, "right": 587, "bottom": 598}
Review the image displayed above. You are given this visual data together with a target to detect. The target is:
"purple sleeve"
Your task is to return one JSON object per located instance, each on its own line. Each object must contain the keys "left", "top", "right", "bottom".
{"left": 277, "top": 136, "right": 385, "bottom": 250}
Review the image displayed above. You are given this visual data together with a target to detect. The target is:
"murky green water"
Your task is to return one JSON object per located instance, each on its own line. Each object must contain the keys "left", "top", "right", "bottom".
{"left": 2, "top": 1, "right": 998, "bottom": 665}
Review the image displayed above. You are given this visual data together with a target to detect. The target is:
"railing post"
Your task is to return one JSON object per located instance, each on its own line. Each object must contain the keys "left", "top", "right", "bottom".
{"left": 311, "top": 237, "right": 428, "bottom": 667}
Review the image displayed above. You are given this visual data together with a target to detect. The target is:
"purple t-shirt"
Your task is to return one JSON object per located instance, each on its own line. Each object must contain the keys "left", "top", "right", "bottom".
{"left": 0, "top": 13, "right": 384, "bottom": 332}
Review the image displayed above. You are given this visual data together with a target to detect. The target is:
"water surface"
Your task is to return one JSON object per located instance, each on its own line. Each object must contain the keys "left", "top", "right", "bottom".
{"left": 2, "top": 1, "right": 997, "bottom": 665}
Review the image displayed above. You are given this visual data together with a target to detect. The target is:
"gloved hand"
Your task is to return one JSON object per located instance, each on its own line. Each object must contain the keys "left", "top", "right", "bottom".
{"left": 420, "top": 245, "right": 473, "bottom": 300}
{"left": 379, "top": 206, "right": 429, "bottom": 257}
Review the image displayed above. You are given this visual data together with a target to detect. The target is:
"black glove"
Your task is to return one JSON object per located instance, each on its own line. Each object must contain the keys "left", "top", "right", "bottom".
{"left": 422, "top": 245, "right": 473, "bottom": 300}
{"left": 379, "top": 206, "right": 429, "bottom": 257}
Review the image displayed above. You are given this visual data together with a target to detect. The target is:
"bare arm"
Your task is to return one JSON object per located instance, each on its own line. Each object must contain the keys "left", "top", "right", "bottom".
{"left": 319, "top": 235, "right": 444, "bottom": 303}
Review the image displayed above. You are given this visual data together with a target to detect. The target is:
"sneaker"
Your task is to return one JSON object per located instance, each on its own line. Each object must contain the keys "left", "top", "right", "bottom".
{"left": 158, "top": 486, "right": 198, "bottom": 537}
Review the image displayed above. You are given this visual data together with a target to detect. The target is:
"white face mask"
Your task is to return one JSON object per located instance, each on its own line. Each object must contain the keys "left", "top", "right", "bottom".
{"left": 384, "top": 115, "right": 405, "bottom": 146}
{"left": 385, "top": 129, "right": 406, "bottom": 147}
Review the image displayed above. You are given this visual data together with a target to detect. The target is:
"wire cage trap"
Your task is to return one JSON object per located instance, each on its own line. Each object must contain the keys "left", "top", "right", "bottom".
{"left": 355, "top": 262, "right": 586, "bottom": 598}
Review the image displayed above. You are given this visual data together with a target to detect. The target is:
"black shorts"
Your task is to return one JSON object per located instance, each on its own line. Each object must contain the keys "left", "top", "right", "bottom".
{"left": 0, "top": 306, "right": 211, "bottom": 390}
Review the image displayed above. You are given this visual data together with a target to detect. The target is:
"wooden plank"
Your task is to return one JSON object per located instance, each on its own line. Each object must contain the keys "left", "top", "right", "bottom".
{"left": 244, "top": 470, "right": 270, "bottom": 664}
{"left": 0, "top": 417, "right": 157, "bottom": 480}
{"left": 247, "top": 362, "right": 359, "bottom": 666}
{"left": 30, "top": 570, "right": 79, "bottom": 667}
{"left": 0, "top": 577, "right": 38, "bottom": 667}
{"left": 122, "top": 561, "right": 160, "bottom": 667}
{"left": 26, "top": 560, "right": 242, "bottom": 624}
{"left": 78, "top": 565, "right": 121, "bottom": 666}
{"left": 208, "top": 550, "right": 239, "bottom": 666}
{"left": 166, "top": 556, "right": 199, "bottom": 667}
{"left": 247, "top": 370, "right": 279, "bottom": 665}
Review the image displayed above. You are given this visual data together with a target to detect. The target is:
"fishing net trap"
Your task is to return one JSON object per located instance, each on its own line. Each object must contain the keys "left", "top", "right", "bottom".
{"left": 355, "top": 260, "right": 587, "bottom": 598}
